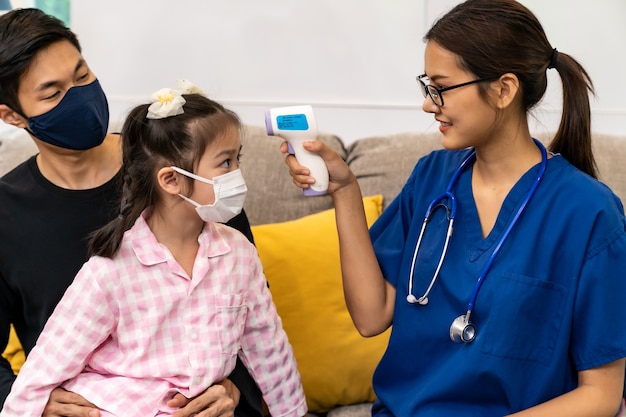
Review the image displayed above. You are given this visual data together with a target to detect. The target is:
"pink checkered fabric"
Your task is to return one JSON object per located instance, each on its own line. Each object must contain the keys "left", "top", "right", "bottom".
{"left": 1, "top": 214, "right": 306, "bottom": 417}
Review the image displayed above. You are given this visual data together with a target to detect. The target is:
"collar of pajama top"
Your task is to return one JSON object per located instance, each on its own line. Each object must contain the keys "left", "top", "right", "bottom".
{"left": 131, "top": 211, "right": 231, "bottom": 281}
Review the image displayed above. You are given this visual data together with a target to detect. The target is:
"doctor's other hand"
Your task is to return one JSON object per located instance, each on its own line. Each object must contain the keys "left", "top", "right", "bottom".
{"left": 42, "top": 387, "right": 100, "bottom": 417}
{"left": 281, "top": 139, "right": 356, "bottom": 195}
{"left": 169, "top": 378, "right": 239, "bottom": 417}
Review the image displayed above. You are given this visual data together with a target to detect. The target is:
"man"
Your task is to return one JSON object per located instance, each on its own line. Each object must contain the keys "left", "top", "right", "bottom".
{"left": 0, "top": 8, "right": 262, "bottom": 417}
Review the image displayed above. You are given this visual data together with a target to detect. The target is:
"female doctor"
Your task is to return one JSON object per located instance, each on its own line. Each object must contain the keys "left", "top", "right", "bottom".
{"left": 285, "top": 1, "right": 626, "bottom": 416}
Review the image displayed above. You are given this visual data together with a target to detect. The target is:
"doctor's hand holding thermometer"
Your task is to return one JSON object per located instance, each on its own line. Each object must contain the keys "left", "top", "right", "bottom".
{"left": 267, "top": 107, "right": 385, "bottom": 320}
{"left": 267, "top": 105, "right": 365, "bottom": 199}
{"left": 278, "top": 111, "right": 396, "bottom": 338}
{"left": 265, "top": 105, "right": 330, "bottom": 196}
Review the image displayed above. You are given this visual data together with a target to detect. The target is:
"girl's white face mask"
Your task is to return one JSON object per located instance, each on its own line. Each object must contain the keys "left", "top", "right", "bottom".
{"left": 170, "top": 166, "right": 248, "bottom": 223}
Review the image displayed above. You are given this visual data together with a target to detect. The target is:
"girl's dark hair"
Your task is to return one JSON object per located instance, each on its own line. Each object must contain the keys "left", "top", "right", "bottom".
{"left": 425, "top": 0, "right": 596, "bottom": 178}
{"left": 0, "top": 8, "right": 81, "bottom": 113}
{"left": 88, "top": 94, "right": 241, "bottom": 258}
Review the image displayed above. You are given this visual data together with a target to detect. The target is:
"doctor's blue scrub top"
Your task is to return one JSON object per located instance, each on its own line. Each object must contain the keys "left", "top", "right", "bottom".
{"left": 369, "top": 147, "right": 626, "bottom": 417}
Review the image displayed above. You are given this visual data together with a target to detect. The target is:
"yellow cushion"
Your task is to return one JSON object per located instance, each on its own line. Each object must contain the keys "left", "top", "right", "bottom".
{"left": 251, "top": 195, "right": 390, "bottom": 413}
{"left": 2, "top": 325, "right": 24, "bottom": 375}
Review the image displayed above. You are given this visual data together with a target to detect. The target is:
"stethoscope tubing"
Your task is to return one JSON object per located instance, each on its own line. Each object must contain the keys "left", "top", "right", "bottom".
{"left": 407, "top": 204, "right": 455, "bottom": 305}
{"left": 406, "top": 152, "right": 474, "bottom": 305}
{"left": 407, "top": 139, "right": 548, "bottom": 324}
{"left": 465, "top": 139, "right": 547, "bottom": 316}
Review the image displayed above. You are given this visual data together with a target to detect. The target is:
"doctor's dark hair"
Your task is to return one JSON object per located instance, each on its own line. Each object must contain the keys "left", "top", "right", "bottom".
{"left": 88, "top": 93, "right": 241, "bottom": 258}
{"left": 0, "top": 8, "right": 81, "bottom": 114}
{"left": 425, "top": 0, "right": 597, "bottom": 178}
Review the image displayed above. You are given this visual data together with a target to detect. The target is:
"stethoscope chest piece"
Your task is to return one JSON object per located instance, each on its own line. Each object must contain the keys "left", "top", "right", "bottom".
{"left": 450, "top": 314, "right": 476, "bottom": 343}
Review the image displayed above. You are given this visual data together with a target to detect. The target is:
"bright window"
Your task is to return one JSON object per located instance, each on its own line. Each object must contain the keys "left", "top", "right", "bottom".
{"left": 7, "top": 0, "right": 70, "bottom": 25}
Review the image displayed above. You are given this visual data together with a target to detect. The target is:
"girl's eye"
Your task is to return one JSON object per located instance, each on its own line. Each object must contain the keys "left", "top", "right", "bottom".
{"left": 219, "top": 153, "right": 242, "bottom": 169}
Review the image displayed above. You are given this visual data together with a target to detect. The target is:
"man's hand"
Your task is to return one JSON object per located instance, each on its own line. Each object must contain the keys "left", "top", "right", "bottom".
{"left": 42, "top": 387, "right": 100, "bottom": 417}
{"left": 170, "top": 379, "right": 241, "bottom": 417}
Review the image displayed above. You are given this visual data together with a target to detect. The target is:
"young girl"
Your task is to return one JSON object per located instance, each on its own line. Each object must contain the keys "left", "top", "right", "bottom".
{"left": 0, "top": 9, "right": 261, "bottom": 415}
{"left": 0, "top": 83, "right": 307, "bottom": 417}
{"left": 286, "top": 1, "right": 626, "bottom": 416}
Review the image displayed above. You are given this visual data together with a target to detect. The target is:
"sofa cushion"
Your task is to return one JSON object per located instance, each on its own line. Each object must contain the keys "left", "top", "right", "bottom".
{"left": 347, "top": 132, "right": 443, "bottom": 210}
{"left": 533, "top": 132, "right": 625, "bottom": 204}
{"left": 251, "top": 195, "right": 389, "bottom": 413}
{"left": 1, "top": 326, "right": 24, "bottom": 375}
{"left": 0, "top": 127, "right": 37, "bottom": 177}
{"left": 591, "top": 133, "right": 626, "bottom": 203}
{"left": 241, "top": 125, "right": 347, "bottom": 226}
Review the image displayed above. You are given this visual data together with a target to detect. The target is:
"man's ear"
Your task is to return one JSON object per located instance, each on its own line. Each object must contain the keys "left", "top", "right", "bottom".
{"left": 493, "top": 73, "right": 521, "bottom": 110}
{"left": 157, "top": 167, "right": 182, "bottom": 196}
{"left": 0, "top": 105, "right": 27, "bottom": 128}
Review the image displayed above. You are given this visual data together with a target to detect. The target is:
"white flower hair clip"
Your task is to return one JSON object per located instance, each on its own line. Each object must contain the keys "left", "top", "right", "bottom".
{"left": 146, "top": 80, "right": 207, "bottom": 120}
{"left": 146, "top": 88, "right": 186, "bottom": 120}
{"left": 177, "top": 79, "right": 206, "bottom": 96}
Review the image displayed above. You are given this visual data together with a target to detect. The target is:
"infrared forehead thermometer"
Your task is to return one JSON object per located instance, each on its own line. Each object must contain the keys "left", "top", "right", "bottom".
{"left": 265, "top": 105, "right": 329, "bottom": 196}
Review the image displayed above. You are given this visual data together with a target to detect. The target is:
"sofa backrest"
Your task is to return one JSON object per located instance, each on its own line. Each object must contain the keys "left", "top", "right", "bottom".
{"left": 1, "top": 126, "right": 624, "bottom": 226}
{"left": 345, "top": 131, "right": 443, "bottom": 213}
{"left": 240, "top": 126, "right": 345, "bottom": 225}
{"left": 241, "top": 128, "right": 626, "bottom": 225}
{"left": 0, "top": 128, "right": 37, "bottom": 176}
{"left": 239, "top": 127, "right": 447, "bottom": 225}
{"left": 590, "top": 133, "right": 626, "bottom": 203}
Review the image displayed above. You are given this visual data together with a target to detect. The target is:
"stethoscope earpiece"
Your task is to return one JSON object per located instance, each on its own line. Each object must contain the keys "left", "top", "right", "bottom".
{"left": 406, "top": 294, "right": 429, "bottom": 305}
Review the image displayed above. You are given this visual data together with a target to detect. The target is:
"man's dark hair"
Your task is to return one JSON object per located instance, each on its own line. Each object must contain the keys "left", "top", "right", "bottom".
{"left": 0, "top": 8, "right": 81, "bottom": 113}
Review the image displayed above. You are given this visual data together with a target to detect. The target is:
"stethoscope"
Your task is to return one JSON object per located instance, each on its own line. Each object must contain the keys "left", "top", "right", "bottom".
{"left": 406, "top": 138, "right": 547, "bottom": 343}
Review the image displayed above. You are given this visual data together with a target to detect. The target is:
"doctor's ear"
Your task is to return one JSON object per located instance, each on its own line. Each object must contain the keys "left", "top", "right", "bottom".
{"left": 0, "top": 105, "right": 27, "bottom": 128}
{"left": 157, "top": 167, "right": 182, "bottom": 196}
{"left": 492, "top": 73, "right": 521, "bottom": 110}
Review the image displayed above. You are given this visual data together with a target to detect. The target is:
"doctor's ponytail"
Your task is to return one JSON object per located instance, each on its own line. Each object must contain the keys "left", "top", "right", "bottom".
{"left": 546, "top": 51, "right": 597, "bottom": 178}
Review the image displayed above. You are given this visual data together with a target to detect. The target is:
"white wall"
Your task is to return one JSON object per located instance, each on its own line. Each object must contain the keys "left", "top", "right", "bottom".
{"left": 3, "top": 1, "right": 625, "bottom": 144}
{"left": 72, "top": 0, "right": 432, "bottom": 143}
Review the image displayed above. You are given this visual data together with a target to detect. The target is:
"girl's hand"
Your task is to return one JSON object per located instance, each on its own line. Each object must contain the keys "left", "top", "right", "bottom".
{"left": 282, "top": 140, "right": 357, "bottom": 195}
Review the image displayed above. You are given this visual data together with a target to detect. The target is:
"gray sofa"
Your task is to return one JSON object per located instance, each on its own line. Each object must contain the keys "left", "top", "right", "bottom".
{"left": 1, "top": 125, "right": 625, "bottom": 417}
{"left": 240, "top": 126, "right": 626, "bottom": 225}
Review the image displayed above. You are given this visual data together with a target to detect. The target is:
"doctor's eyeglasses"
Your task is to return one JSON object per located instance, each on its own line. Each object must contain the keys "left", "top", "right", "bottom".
{"left": 416, "top": 74, "right": 498, "bottom": 107}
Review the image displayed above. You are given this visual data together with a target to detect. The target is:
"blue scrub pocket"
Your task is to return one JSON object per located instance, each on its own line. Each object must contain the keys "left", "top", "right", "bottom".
{"left": 480, "top": 272, "right": 568, "bottom": 364}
